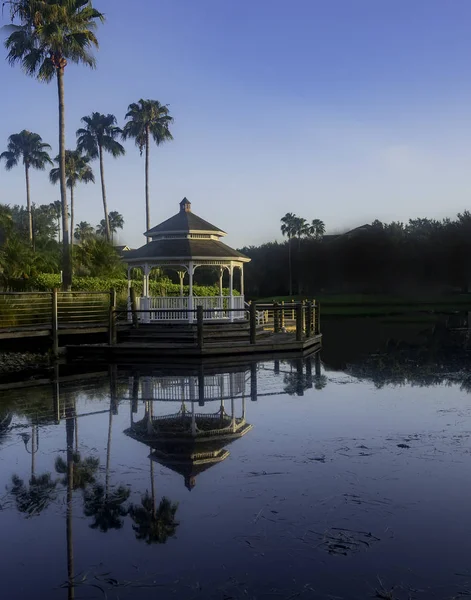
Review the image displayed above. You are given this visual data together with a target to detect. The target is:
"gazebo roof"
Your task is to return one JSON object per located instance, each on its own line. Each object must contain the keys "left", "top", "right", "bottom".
{"left": 124, "top": 198, "right": 250, "bottom": 264}
{"left": 124, "top": 238, "right": 250, "bottom": 263}
{"left": 144, "top": 198, "right": 226, "bottom": 238}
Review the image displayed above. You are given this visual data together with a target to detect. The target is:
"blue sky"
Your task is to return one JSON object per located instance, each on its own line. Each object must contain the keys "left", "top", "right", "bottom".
{"left": 1, "top": 0, "right": 471, "bottom": 249}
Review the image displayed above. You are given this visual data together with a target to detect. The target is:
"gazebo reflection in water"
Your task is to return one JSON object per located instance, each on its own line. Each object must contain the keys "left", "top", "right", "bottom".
{"left": 124, "top": 367, "right": 254, "bottom": 490}
{"left": 123, "top": 353, "right": 322, "bottom": 490}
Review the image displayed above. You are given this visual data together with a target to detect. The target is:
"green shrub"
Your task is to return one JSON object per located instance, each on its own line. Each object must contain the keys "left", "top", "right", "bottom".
{"left": 28, "top": 274, "right": 240, "bottom": 297}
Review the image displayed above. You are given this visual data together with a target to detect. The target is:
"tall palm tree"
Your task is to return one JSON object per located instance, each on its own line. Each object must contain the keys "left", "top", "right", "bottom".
{"left": 4, "top": 0, "right": 105, "bottom": 289}
{"left": 0, "top": 130, "right": 52, "bottom": 245}
{"left": 76, "top": 113, "right": 125, "bottom": 241}
{"left": 280, "top": 212, "right": 297, "bottom": 296}
{"left": 122, "top": 99, "right": 173, "bottom": 237}
{"left": 294, "top": 216, "right": 310, "bottom": 250}
{"left": 74, "top": 221, "right": 94, "bottom": 242}
{"left": 50, "top": 200, "right": 63, "bottom": 242}
{"left": 97, "top": 210, "right": 124, "bottom": 241}
{"left": 50, "top": 150, "right": 95, "bottom": 246}
{"left": 309, "top": 218, "right": 326, "bottom": 240}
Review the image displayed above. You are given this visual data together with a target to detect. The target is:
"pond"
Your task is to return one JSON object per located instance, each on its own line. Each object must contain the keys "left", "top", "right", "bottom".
{"left": 1, "top": 317, "right": 471, "bottom": 599}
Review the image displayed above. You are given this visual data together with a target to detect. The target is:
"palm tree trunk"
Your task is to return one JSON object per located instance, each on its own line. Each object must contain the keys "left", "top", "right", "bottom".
{"left": 70, "top": 186, "right": 74, "bottom": 248}
{"left": 57, "top": 67, "right": 72, "bottom": 291}
{"left": 150, "top": 459, "right": 156, "bottom": 518}
{"left": 25, "top": 163, "right": 33, "bottom": 246}
{"left": 99, "top": 145, "right": 111, "bottom": 242}
{"left": 105, "top": 400, "right": 113, "bottom": 501}
{"left": 288, "top": 237, "right": 293, "bottom": 296}
{"left": 145, "top": 126, "right": 150, "bottom": 242}
{"left": 31, "top": 424, "right": 36, "bottom": 479}
{"left": 66, "top": 404, "right": 75, "bottom": 600}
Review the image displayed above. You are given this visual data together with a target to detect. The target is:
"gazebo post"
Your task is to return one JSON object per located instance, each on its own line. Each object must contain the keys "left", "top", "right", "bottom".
{"left": 218, "top": 267, "right": 224, "bottom": 314}
{"left": 178, "top": 270, "right": 185, "bottom": 297}
{"left": 142, "top": 263, "right": 150, "bottom": 323}
{"left": 240, "top": 265, "right": 244, "bottom": 297}
{"left": 188, "top": 261, "right": 194, "bottom": 323}
{"left": 229, "top": 262, "right": 234, "bottom": 323}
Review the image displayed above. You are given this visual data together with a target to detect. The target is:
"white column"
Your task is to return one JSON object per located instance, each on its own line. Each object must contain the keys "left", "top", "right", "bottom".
{"left": 229, "top": 263, "right": 234, "bottom": 322}
{"left": 188, "top": 261, "right": 194, "bottom": 323}
{"left": 240, "top": 265, "right": 244, "bottom": 297}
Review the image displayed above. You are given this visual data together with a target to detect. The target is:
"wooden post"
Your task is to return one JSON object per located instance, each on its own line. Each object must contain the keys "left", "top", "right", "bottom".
{"left": 250, "top": 362, "right": 258, "bottom": 401}
{"left": 314, "top": 301, "right": 321, "bottom": 335}
{"left": 197, "top": 305, "right": 204, "bottom": 349}
{"left": 295, "top": 303, "right": 303, "bottom": 341}
{"left": 198, "top": 365, "right": 205, "bottom": 406}
{"left": 296, "top": 359, "right": 304, "bottom": 396}
{"left": 280, "top": 301, "right": 285, "bottom": 329}
{"left": 51, "top": 288, "right": 59, "bottom": 357}
{"left": 305, "top": 356, "right": 313, "bottom": 388}
{"left": 305, "top": 302, "right": 312, "bottom": 338}
{"left": 110, "top": 364, "right": 118, "bottom": 414}
{"left": 52, "top": 362, "right": 60, "bottom": 424}
{"left": 132, "top": 373, "right": 139, "bottom": 414}
{"left": 109, "top": 288, "right": 117, "bottom": 346}
{"left": 274, "top": 302, "right": 280, "bottom": 333}
{"left": 130, "top": 286, "right": 139, "bottom": 329}
{"left": 249, "top": 302, "right": 257, "bottom": 344}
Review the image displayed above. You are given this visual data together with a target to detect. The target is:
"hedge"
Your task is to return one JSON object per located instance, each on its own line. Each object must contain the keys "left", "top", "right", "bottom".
{"left": 29, "top": 274, "right": 239, "bottom": 296}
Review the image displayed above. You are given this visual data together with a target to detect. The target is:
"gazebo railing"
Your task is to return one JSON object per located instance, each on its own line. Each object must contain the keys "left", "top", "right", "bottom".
{"left": 133, "top": 295, "right": 245, "bottom": 322}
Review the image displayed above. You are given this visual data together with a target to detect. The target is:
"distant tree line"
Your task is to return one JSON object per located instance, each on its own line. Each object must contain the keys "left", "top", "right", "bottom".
{"left": 241, "top": 213, "right": 471, "bottom": 297}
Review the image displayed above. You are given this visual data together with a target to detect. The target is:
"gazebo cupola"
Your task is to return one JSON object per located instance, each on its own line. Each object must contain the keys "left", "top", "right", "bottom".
{"left": 124, "top": 198, "right": 251, "bottom": 323}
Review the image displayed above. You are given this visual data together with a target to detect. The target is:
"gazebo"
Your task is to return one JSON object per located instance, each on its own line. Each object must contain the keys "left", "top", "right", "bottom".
{"left": 124, "top": 198, "right": 251, "bottom": 322}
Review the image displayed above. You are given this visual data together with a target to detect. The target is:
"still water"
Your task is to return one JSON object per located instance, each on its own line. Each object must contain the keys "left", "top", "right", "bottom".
{"left": 1, "top": 319, "right": 471, "bottom": 599}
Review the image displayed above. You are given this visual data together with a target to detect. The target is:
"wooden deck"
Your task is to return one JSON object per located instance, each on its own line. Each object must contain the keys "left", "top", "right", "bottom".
{"left": 66, "top": 331, "right": 322, "bottom": 362}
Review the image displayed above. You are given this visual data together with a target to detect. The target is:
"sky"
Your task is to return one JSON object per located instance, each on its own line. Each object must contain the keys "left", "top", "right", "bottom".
{"left": 1, "top": 0, "right": 471, "bottom": 249}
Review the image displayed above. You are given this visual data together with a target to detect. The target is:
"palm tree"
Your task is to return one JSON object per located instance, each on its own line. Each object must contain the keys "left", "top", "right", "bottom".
{"left": 50, "top": 150, "right": 95, "bottom": 247}
{"left": 74, "top": 221, "right": 94, "bottom": 242}
{"left": 76, "top": 113, "right": 125, "bottom": 241}
{"left": 97, "top": 211, "right": 124, "bottom": 241}
{"left": 294, "top": 216, "right": 310, "bottom": 250}
{"left": 4, "top": 0, "right": 105, "bottom": 289}
{"left": 280, "top": 212, "right": 297, "bottom": 296}
{"left": 50, "top": 200, "right": 63, "bottom": 242}
{"left": 309, "top": 219, "right": 326, "bottom": 240}
{"left": 122, "top": 99, "right": 173, "bottom": 237}
{"left": 0, "top": 130, "right": 52, "bottom": 245}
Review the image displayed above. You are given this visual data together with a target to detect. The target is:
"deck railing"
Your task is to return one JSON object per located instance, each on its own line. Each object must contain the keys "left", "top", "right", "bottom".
{"left": 0, "top": 290, "right": 112, "bottom": 353}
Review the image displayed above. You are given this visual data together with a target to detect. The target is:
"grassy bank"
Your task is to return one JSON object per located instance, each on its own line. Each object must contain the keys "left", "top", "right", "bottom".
{"left": 255, "top": 294, "right": 471, "bottom": 317}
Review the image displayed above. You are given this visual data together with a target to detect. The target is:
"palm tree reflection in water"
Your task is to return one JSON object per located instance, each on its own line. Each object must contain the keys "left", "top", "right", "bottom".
{"left": 129, "top": 459, "right": 179, "bottom": 545}
{"left": 11, "top": 424, "right": 57, "bottom": 518}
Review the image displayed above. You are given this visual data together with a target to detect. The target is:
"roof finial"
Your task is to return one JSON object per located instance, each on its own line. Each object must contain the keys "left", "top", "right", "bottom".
{"left": 180, "top": 197, "right": 191, "bottom": 213}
